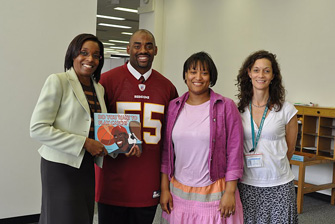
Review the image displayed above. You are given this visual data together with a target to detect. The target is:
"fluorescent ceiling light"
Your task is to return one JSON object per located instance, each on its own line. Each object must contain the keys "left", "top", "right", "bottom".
{"left": 110, "top": 46, "right": 127, "bottom": 50}
{"left": 114, "top": 53, "right": 129, "bottom": 56}
{"left": 104, "top": 50, "right": 119, "bottom": 53}
{"left": 102, "top": 42, "right": 115, "bottom": 46}
{"left": 98, "top": 23, "right": 131, "bottom": 29}
{"left": 121, "top": 32, "right": 133, "bottom": 35}
{"left": 96, "top": 15, "right": 125, "bottom": 20}
{"left": 109, "top": 39, "right": 129, "bottom": 44}
{"left": 114, "top": 7, "right": 138, "bottom": 13}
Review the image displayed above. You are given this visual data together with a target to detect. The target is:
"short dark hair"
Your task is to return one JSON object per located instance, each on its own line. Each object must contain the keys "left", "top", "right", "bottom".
{"left": 236, "top": 50, "right": 285, "bottom": 112}
{"left": 130, "top": 29, "right": 156, "bottom": 46}
{"left": 64, "top": 33, "right": 104, "bottom": 82}
{"left": 183, "top": 51, "right": 218, "bottom": 87}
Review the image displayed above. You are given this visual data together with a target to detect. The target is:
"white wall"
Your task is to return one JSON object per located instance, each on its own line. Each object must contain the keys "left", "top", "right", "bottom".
{"left": 0, "top": 0, "right": 98, "bottom": 219}
{"left": 157, "top": 0, "right": 335, "bottom": 194}
{"left": 139, "top": 0, "right": 165, "bottom": 73}
{"left": 102, "top": 58, "right": 128, "bottom": 74}
{"left": 161, "top": 0, "right": 335, "bottom": 107}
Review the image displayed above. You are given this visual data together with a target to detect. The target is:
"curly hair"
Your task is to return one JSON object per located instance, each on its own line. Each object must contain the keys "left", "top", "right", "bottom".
{"left": 236, "top": 50, "right": 285, "bottom": 113}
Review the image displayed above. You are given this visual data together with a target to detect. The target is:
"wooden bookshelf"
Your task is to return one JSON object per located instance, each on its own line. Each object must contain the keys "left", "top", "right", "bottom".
{"left": 295, "top": 106, "right": 335, "bottom": 160}
{"left": 292, "top": 106, "right": 335, "bottom": 213}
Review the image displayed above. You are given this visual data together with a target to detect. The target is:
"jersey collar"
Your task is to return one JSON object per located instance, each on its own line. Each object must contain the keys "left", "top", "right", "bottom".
{"left": 127, "top": 62, "right": 152, "bottom": 82}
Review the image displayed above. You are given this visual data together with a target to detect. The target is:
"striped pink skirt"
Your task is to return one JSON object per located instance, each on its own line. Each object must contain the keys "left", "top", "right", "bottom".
{"left": 161, "top": 177, "right": 243, "bottom": 224}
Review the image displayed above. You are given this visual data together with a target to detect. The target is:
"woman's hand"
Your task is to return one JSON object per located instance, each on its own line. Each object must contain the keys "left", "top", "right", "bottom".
{"left": 218, "top": 180, "right": 237, "bottom": 218}
{"left": 160, "top": 173, "right": 173, "bottom": 214}
{"left": 84, "top": 138, "right": 108, "bottom": 156}
{"left": 125, "top": 144, "right": 141, "bottom": 157}
{"left": 160, "top": 189, "right": 173, "bottom": 214}
{"left": 219, "top": 191, "right": 235, "bottom": 218}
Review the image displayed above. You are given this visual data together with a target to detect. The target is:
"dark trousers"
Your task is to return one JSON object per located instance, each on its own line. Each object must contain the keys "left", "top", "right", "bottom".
{"left": 98, "top": 202, "right": 158, "bottom": 224}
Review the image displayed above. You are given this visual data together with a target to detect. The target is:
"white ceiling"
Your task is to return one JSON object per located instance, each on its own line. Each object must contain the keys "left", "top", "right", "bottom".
{"left": 96, "top": 0, "right": 140, "bottom": 56}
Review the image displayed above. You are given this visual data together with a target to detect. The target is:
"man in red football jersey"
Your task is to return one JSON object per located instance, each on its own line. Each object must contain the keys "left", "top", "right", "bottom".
{"left": 95, "top": 29, "right": 178, "bottom": 224}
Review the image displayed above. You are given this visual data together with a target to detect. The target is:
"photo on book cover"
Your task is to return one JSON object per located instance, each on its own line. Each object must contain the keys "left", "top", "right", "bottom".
{"left": 94, "top": 113, "right": 142, "bottom": 155}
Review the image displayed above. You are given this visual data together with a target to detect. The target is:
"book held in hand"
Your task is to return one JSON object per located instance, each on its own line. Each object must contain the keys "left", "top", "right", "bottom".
{"left": 94, "top": 113, "right": 142, "bottom": 155}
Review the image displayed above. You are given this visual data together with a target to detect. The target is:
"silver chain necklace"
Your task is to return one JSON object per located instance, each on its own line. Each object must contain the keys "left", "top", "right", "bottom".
{"left": 252, "top": 102, "right": 267, "bottom": 108}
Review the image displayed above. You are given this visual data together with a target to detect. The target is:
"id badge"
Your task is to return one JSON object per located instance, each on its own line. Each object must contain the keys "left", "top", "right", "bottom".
{"left": 245, "top": 153, "right": 263, "bottom": 168}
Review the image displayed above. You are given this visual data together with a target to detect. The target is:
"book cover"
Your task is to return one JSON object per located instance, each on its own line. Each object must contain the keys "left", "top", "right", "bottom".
{"left": 290, "top": 152, "right": 316, "bottom": 162}
{"left": 94, "top": 113, "right": 142, "bottom": 154}
{"left": 291, "top": 154, "right": 304, "bottom": 162}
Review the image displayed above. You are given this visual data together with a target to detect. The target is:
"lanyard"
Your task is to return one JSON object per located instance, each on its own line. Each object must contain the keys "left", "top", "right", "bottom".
{"left": 249, "top": 102, "right": 268, "bottom": 153}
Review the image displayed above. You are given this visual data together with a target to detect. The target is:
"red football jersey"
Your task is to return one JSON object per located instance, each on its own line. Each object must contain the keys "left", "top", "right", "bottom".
{"left": 95, "top": 63, "right": 178, "bottom": 207}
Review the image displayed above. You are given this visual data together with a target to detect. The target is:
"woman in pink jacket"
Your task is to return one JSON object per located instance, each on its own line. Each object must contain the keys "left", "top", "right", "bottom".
{"left": 160, "top": 52, "right": 244, "bottom": 223}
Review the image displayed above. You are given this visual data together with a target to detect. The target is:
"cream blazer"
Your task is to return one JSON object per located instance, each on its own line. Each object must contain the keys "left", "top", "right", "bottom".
{"left": 30, "top": 68, "right": 107, "bottom": 168}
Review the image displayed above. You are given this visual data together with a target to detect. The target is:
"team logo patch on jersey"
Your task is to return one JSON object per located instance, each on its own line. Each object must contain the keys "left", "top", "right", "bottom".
{"left": 138, "top": 84, "right": 146, "bottom": 91}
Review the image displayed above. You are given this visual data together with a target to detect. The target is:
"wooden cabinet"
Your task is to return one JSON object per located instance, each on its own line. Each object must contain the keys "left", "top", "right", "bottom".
{"left": 293, "top": 106, "right": 335, "bottom": 214}
{"left": 295, "top": 105, "right": 335, "bottom": 160}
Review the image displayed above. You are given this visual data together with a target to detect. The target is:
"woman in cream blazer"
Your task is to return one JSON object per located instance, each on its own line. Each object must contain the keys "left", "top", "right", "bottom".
{"left": 30, "top": 34, "right": 107, "bottom": 224}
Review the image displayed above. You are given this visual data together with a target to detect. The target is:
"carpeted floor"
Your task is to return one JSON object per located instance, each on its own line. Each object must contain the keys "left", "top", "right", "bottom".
{"left": 297, "top": 194, "right": 335, "bottom": 224}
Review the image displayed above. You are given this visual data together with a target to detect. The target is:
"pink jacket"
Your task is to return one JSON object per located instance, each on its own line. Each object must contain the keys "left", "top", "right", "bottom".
{"left": 161, "top": 89, "right": 244, "bottom": 182}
